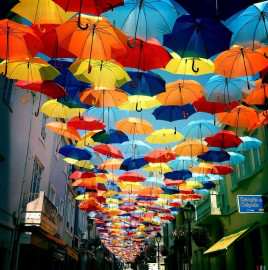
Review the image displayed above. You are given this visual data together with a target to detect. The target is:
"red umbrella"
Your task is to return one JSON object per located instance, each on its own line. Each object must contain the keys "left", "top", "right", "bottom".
{"left": 212, "top": 164, "right": 234, "bottom": 175}
{"left": 67, "top": 116, "right": 105, "bottom": 131}
{"left": 69, "top": 170, "right": 96, "bottom": 180}
{"left": 118, "top": 172, "right": 146, "bottom": 182}
{"left": 114, "top": 38, "right": 172, "bottom": 71}
{"left": 79, "top": 198, "right": 102, "bottom": 211}
{"left": 16, "top": 80, "right": 66, "bottom": 99}
{"left": 144, "top": 149, "right": 176, "bottom": 163}
{"left": 119, "top": 205, "right": 137, "bottom": 211}
{"left": 164, "top": 179, "right": 185, "bottom": 186}
{"left": 205, "top": 130, "right": 242, "bottom": 148}
{"left": 93, "top": 144, "right": 124, "bottom": 159}
{"left": 160, "top": 214, "right": 175, "bottom": 221}
{"left": 193, "top": 97, "right": 239, "bottom": 114}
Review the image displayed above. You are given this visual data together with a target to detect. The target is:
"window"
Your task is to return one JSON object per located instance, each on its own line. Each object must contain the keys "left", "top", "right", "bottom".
{"left": 41, "top": 114, "right": 47, "bottom": 140}
{"left": 1, "top": 76, "right": 13, "bottom": 111}
{"left": 29, "top": 158, "right": 44, "bottom": 201}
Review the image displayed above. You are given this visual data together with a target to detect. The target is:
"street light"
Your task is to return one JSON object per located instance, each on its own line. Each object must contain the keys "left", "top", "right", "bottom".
{"left": 155, "top": 232, "right": 162, "bottom": 270}
{"left": 183, "top": 202, "right": 195, "bottom": 270}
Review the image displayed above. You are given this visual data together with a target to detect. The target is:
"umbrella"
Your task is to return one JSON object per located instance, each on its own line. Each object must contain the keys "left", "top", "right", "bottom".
{"left": 119, "top": 96, "right": 161, "bottom": 111}
{"left": 198, "top": 150, "right": 230, "bottom": 162}
{"left": 205, "top": 130, "right": 242, "bottom": 148}
{"left": 216, "top": 105, "right": 259, "bottom": 131}
{"left": 80, "top": 89, "right": 128, "bottom": 108}
{"left": 143, "top": 177, "right": 164, "bottom": 188}
{"left": 164, "top": 170, "right": 192, "bottom": 180}
{"left": 157, "top": 80, "right": 204, "bottom": 105}
{"left": 11, "top": 0, "right": 74, "bottom": 24}
{"left": 164, "top": 179, "right": 184, "bottom": 186}
{"left": 164, "top": 15, "right": 232, "bottom": 58}
{"left": 205, "top": 75, "right": 253, "bottom": 103}
{"left": 165, "top": 53, "right": 214, "bottom": 75}
{"left": 120, "top": 157, "right": 148, "bottom": 171}
{"left": 41, "top": 99, "right": 86, "bottom": 119}
{"left": 173, "top": 140, "right": 208, "bottom": 156}
{"left": 120, "top": 140, "right": 152, "bottom": 157}
{"left": 69, "top": 171, "right": 96, "bottom": 180}
{"left": 236, "top": 136, "right": 262, "bottom": 151}
{"left": 99, "top": 159, "right": 123, "bottom": 171}
{"left": 118, "top": 172, "right": 146, "bottom": 182}
{"left": 70, "top": 59, "right": 130, "bottom": 89}
{"left": 92, "top": 129, "right": 129, "bottom": 144}
{"left": 243, "top": 79, "right": 268, "bottom": 105}
{"left": 121, "top": 71, "right": 165, "bottom": 96}
{"left": 0, "top": 19, "right": 42, "bottom": 61}
{"left": 16, "top": 81, "right": 66, "bottom": 99}
{"left": 145, "top": 129, "right": 184, "bottom": 144}
{"left": 152, "top": 105, "right": 196, "bottom": 122}
{"left": 67, "top": 116, "right": 105, "bottom": 131}
{"left": 0, "top": 58, "right": 60, "bottom": 82}
{"left": 104, "top": 0, "right": 184, "bottom": 42}
{"left": 144, "top": 149, "right": 176, "bottom": 163}
{"left": 56, "top": 15, "right": 127, "bottom": 60}
{"left": 59, "top": 144, "right": 92, "bottom": 160}
{"left": 93, "top": 144, "right": 124, "bottom": 159}
{"left": 116, "top": 117, "right": 153, "bottom": 135}
{"left": 114, "top": 38, "right": 171, "bottom": 70}
{"left": 222, "top": 152, "right": 245, "bottom": 165}
{"left": 143, "top": 163, "right": 172, "bottom": 173}
{"left": 64, "top": 158, "right": 94, "bottom": 169}
{"left": 46, "top": 122, "right": 81, "bottom": 140}
{"left": 169, "top": 157, "right": 199, "bottom": 170}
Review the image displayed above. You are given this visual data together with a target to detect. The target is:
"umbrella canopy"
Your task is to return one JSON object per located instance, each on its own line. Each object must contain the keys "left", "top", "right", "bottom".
{"left": 116, "top": 118, "right": 153, "bottom": 135}
{"left": 144, "top": 149, "right": 176, "bottom": 163}
{"left": 119, "top": 96, "right": 161, "bottom": 111}
{"left": 164, "top": 170, "right": 192, "bottom": 180}
{"left": 120, "top": 140, "right": 152, "bottom": 157}
{"left": 99, "top": 159, "right": 123, "bottom": 171}
{"left": 69, "top": 171, "right": 96, "bottom": 180}
{"left": 59, "top": 145, "right": 92, "bottom": 160}
{"left": 46, "top": 122, "right": 81, "bottom": 140}
{"left": 243, "top": 79, "right": 268, "bottom": 105}
{"left": 146, "top": 129, "right": 184, "bottom": 144}
{"left": 205, "top": 130, "right": 242, "bottom": 148}
{"left": 143, "top": 162, "right": 172, "bottom": 173}
{"left": 118, "top": 172, "right": 146, "bottom": 183}
{"left": 92, "top": 129, "right": 129, "bottom": 144}
{"left": 120, "top": 158, "right": 148, "bottom": 171}
{"left": 67, "top": 116, "right": 105, "bottom": 131}
{"left": 198, "top": 150, "right": 230, "bottom": 162}
{"left": 164, "top": 15, "right": 232, "bottom": 58}
{"left": 93, "top": 144, "right": 124, "bottom": 159}
{"left": 173, "top": 140, "right": 208, "bottom": 156}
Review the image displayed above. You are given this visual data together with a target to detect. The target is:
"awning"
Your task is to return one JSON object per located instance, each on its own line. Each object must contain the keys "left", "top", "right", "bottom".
{"left": 204, "top": 227, "right": 250, "bottom": 255}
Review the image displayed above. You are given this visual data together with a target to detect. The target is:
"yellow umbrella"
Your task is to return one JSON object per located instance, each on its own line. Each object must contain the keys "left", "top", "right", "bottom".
{"left": 41, "top": 99, "right": 86, "bottom": 119}
{"left": 146, "top": 129, "right": 184, "bottom": 144}
{"left": 99, "top": 159, "right": 123, "bottom": 171}
{"left": 119, "top": 95, "right": 161, "bottom": 111}
{"left": 76, "top": 131, "right": 101, "bottom": 147}
{"left": 181, "top": 181, "right": 203, "bottom": 189}
{"left": 189, "top": 162, "right": 217, "bottom": 174}
{"left": 69, "top": 59, "right": 131, "bottom": 89}
{"left": 118, "top": 182, "right": 143, "bottom": 193}
{"left": 173, "top": 140, "right": 208, "bottom": 156}
{"left": 63, "top": 158, "right": 94, "bottom": 169}
{"left": 165, "top": 52, "right": 214, "bottom": 75}
{"left": 116, "top": 117, "right": 153, "bottom": 135}
{"left": 11, "top": 0, "right": 74, "bottom": 24}
{"left": 0, "top": 58, "right": 60, "bottom": 82}
{"left": 46, "top": 122, "right": 81, "bottom": 140}
{"left": 143, "top": 163, "right": 172, "bottom": 173}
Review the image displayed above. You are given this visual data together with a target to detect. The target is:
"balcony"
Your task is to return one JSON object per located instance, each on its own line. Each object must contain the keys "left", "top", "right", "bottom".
{"left": 22, "top": 191, "right": 58, "bottom": 235}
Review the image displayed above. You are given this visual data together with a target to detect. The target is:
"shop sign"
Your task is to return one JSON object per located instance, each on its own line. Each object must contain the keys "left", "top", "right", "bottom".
{"left": 237, "top": 195, "right": 265, "bottom": 213}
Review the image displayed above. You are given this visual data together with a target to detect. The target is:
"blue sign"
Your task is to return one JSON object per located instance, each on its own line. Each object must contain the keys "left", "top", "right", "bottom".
{"left": 237, "top": 195, "right": 265, "bottom": 214}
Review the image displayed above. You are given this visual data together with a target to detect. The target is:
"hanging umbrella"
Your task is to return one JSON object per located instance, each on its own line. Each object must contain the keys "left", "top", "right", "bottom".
{"left": 205, "top": 75, "right": 253, "bottom": 103}
{"left": 64, "top": 158, "right": 94, "bottom": 169}
{"left": 121, "top": 71, "right": 165, "bottom": 96}
{"left": 164, "top": 179, "right": 185, "bottom": 186}
{"left": 119, "top": 96, "right": 161, "bottom": 111}
{"left": 173, "top": 140, "right": 208, "bottom": 156}
{"left": 119, "top": 172, "right": 146, "bottom": 183}
{"left": 243, "top": 79, "right": 268, "bottom": 105}
{"left": 144, "top": 149, "right": 176, "bottom": 163}
{"left": 120, "top": 140, "right": 152, "bottom": 157}
{"left": 222, "top": 152, "right": 245, "bottom": 165}
{"left": 143, "top": 163, "right": 172, "bottom": 173}
{"left": 115, "top": 38, "right": 171, "bottom": 70}
{"left": 164, "top": 170, "right": 192, "bottom": 180}
{"left": 56, "top": 15, "right": 127, "bottom": 60}
{"left": 164, "top": 15, "right": 232, "bottom": 58}
{"left": 116, "top": 118, "right": 153, "bottom": 135}
{"left": 205, "top": 130, "right": 242, "bottom": 148}
{"left": 157, "top": 80, "right": 204, "bottom": 106}
{"left": 99, "top": 159, "right": 123, "bottom": 171}
{"left": 69, "top": 171, "right": 96, "bottom": 180}
{"left": 92, "top": 129, "right": 129, "bottom": 144}
{"left": 46, "top": 122, "right": 81, "bottom": 140}
{"left": 145, "top": 129, "right": 184, "bottom": 144}
{"left": 0, "top": 19, "right": 42, "bottom": 61}
{"left": 59, "top": 144, "right": 92, "bottom": 160}
{"left": 216, "top": 105, "right": 259, "bottom": 131}
{"left": 198, "top": 150, "right": 230, "bottom": 162}
{"left": 165, "top": 53, "right": 214, "bottom": 75}
{"left": 236, "top": 136, "right": 262, "bottom": 151}
{"left": 70, "top": 59, "right": 130, "bottom": 89}
{"left": 11, "top": 0, "right": 74, "bottom": 24}
{"left": 152, "top": 105, "right": 196, "bottom": 122}
{"left": 67, "top": 116, "right": 105, "bottom": 131}
{"left": 120, "top": 157, "right": 148, "bottom": 171}
{"left": 80, "top": 89, "right": 128, "bottom": 108}
{"left": 16, "top": 80, "right": 66, "bottom": 99}
{"left": 169, "top": 156, "right": 199, "bottom": 170}
{"left": 104, "top": 0, "right": 184, "bottom": 42}
{"left": 93, "top": 144, "right": 124, "bottom": 159}
{"left": 41, "top": 99, "right": 86, "bottom": 119}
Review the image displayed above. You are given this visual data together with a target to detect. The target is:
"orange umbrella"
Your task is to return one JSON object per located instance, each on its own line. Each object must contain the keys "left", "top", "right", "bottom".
{"left": 46, "top": 122, "right": 81, "bottom": 140}
{"left": 56, "top": 15, "right": 127, "bottom": 60}
{"left": 99, "top": 159, "right": 123, "bottom": 171}
{"left": 216, "top": 105, "right": 259, "bottom": 131}
{"left": 173, "top": 140, "right": 208, "bottom": 156}
{"left": 137, "top": 187, "right": 163, "bottom": 197}
{"left": 72, "top": 179, "right": 97, "bottom": 189}
{"left": 251, "top": 110, "right": 268, "bottom": 130}
{"left": 243, "top": 79, "right": 268, "bottom": 105}
{"left": 157, "top": 80, "right": 204, "bottom": 105}
{"left": 215, "top": 46, "right": 268, "bottom": 86}
{"left": 116, "top": 117, "right": 153, "bottom": 135}
{"left": 80, "top": 88, "right": 128, "bottom": 108}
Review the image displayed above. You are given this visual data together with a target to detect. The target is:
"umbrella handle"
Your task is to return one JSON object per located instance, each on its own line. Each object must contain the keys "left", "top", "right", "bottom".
{"left": 192, "top": 60, "right": 199, "bottom": 73}
{"left": 78, "top": 12, "right": 89, "bottom": 30}
{"left": 136, "top": 103, "right": 143, "bottom": 112}
{"left": 174, "top": 127, "right": 177, "bottom": 134}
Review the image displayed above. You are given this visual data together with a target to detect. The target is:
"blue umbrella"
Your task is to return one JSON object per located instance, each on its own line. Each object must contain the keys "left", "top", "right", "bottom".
{"left": 153, "top": 104, "right": 196, "bottom": 122}
{"left": 164, "top": 15, "right": 232, "bottom": 58}
{"left": 58, "top": 95, "right": 91, "bottom": 109}
{"left": 143, "top": 176, "right": 164, "bottom": 187}
{"left": 104, "top": 0, "right": 185, "bottom": 42}
{"left": 198, "top": 150, "right": 230, "bottom": 162}
{"left": 106, "top": 181, "right": 121, "bottom": 192}
{"left": 92, "top": 129, "right": 129, "bottom": 144}
{"left": 205, "top": 75, "right": 254, "bottom": 103}
{"left": 222, "top": 152, "right": 245, "bottom": 165}
{"left": 59, "top": 145, "right": 92, "bottom": 160}
{"left": 226, "top": 2, "right": 268, "bottom": 46}
{"left": 187, "top": 112, "right": 215, "bottom": 123}
{"left": 120, "top": 157, "right": 148, "bottom": 171}
{"left": 236, "top": 136, "right": 262, "bottom": 151}
{"left": 161, "top": 186, "right": 180, "bottom": 194}
{"left": 122, "top": 71, "right": 165, "bottom": 96}
{"left": 169, "top": 157, "right": 199, "bottom": 170}
{"left": 164, "top": 169, "right": 192, "bottom": 180}
{"left": 120, "top": 140, "right": 152, "bottom": 157}
{"left": 202, "top": 181, "right": 216, "bottom": 189}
